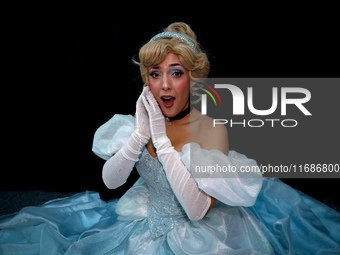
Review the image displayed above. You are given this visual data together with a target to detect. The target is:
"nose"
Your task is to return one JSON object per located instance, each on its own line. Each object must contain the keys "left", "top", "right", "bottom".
{"left": 161, "top": 76, "right": 171, "bottom": 91}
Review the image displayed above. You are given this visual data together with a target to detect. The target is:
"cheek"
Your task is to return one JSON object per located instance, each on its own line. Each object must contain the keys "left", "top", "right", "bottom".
{"left": 175, "top": 76, "right": 190, "bottom": 94}
{"left": 149, "top": 85, "right": 157, "bottom": 96}
{"left": 148, "top": 80, "right": 158, "bottom": 95}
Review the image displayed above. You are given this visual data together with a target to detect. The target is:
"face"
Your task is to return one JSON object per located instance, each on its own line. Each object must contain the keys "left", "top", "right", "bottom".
{"left": 148, "top": 53, "right": 190, "bottom": 118}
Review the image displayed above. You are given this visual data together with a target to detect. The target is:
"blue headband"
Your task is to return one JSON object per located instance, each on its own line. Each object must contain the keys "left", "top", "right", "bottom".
{"left": 149, "top": 32, "right": 199, "bottom": 54}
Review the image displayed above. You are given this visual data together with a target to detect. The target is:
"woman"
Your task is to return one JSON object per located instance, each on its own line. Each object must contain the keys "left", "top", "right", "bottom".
{"left": 1, "top": 22, "right": 339, "bottom": 254}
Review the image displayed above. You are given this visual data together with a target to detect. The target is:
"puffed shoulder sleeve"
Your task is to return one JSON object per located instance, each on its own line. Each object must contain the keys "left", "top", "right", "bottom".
{"left": 180, "top": 142, "right": 263, "bottom": 207}
{"left": 92, "top": 114, "right": 135, "bottom": 160}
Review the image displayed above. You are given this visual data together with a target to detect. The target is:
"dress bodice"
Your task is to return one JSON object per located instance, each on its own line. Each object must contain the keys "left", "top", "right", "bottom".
{"left": 135, "top": 148, "right": 188, "bottom": 239}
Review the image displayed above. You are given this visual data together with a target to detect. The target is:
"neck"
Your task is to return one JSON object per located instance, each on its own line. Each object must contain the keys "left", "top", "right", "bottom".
{"left": 165, "top": 103, "right": 191, "bottom": 126}
{"left": 166, "top": 103, "right": 191, "bottom": 120}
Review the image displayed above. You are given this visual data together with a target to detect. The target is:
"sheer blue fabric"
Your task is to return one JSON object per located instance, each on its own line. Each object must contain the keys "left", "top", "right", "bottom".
{"left": 1, "top": 114, "right": 339, "bottom": 254}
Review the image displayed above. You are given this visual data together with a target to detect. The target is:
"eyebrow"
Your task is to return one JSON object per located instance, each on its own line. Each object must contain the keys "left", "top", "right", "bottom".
{"left": 169, "top": 63, "right": 181, "bottom": 67}
{"left": 150, "top": 63, "right": 182, "bottom": 69}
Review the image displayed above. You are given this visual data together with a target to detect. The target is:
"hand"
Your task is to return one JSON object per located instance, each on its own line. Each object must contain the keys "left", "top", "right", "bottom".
{"left": 141, "top": 89, "right": 211, "bottom": 221}
{"left": 102, "top": 86, "right": 152, "bottom": 189}
{"left": 141, "top": 86, "right": 168, "bottom": 149}
{"left": 134, "top": 86, "right": 151, "bottom": 145}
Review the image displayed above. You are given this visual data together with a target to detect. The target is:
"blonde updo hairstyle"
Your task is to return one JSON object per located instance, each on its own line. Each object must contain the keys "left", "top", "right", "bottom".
{"left": 134, "top": 22, "right": 209, "bottom": 96}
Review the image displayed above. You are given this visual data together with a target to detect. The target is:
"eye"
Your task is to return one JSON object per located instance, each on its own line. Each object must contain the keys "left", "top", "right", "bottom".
{"left": 171, "top": 69, "right": 184, "bottom": 78}
{"left": 149, "top": 71, "right": 161, "bottom": 78}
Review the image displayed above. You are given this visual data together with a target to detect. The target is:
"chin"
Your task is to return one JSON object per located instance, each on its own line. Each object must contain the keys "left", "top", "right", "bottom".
{"left": 161, "top": 108, "right": 175, "bottom": 117}
{"left": 160, "top": 106, "right": 178, "bottom": 117}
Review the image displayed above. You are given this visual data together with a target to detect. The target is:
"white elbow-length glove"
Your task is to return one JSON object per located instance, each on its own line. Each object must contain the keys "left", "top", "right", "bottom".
{"left": 141, "top": 87, "right": 211, "bottom": 221}
{"left": 102, "top": 87, "right": 150, "bottom": 189}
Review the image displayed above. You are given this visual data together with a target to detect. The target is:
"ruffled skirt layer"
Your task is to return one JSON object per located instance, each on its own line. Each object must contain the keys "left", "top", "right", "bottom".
{"left": 1, "top": 178, "right": 339, "bottom": 255}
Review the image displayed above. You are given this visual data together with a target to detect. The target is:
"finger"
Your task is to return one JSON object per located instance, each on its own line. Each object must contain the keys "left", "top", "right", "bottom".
{"left": 136, "top": 94, "right": 143, "bottom": 107}
{"left": 142, "top": 85, "right": 150, "bottom": 95}
{"left": 137, "top": 101, "right": 147, "bottom": 117}
{"left": 146, "top": 94, "right": 157, "bottom": 112}
{"left": 141, "top": 95, "right": 151, "bottom": 113}
{"left": 145, "top": 89, "right": 158, "bottom": 107}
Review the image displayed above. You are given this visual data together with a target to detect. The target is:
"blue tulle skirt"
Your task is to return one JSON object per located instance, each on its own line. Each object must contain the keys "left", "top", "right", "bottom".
{"left": 1, "top": 178, "right": 339, "bottom": 255}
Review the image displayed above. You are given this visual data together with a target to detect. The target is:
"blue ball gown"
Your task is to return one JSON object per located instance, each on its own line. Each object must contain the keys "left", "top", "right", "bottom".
{"left": 0, "top": 114, "right": 339, "bottom": 254}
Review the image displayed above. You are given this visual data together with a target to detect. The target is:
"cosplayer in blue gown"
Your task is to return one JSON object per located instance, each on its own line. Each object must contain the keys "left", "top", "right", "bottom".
{"left": 1, "top": 114, "right": 339, "bottom": 254}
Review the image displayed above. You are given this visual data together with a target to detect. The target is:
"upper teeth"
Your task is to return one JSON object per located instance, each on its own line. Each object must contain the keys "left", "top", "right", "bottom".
{"left": 163, "top": 97, "right": 172, "bottom": 99}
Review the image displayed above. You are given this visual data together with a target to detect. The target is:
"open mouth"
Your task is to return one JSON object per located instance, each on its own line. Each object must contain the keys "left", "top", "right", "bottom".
{"left": 161, "top": 96, "right": 176, "bottom": 108}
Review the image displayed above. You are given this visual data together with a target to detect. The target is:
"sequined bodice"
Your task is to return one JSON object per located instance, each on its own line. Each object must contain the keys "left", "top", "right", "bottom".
{"left": 135, "top": 148, "right": 188, "bottom": 239}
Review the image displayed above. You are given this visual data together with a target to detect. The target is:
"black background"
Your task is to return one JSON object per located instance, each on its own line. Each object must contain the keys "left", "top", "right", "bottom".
{"left": 4, "top": 8, "right": 339, "bottom": 205}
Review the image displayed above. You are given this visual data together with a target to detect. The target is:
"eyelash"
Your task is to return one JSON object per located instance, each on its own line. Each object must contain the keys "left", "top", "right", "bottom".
{"left": 171, "top": 69, "right": 184, "bottom": 77}
{"left": 149, "top": 69, "right": 184, "bottom": 78}
{"left": 149, "top": 71, "right": 160, "bottom": 78}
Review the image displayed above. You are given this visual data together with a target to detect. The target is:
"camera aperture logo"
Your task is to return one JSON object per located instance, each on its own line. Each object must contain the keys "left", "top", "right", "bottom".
{"left": 197, "top": 82, "right": 223, "bottom": 113}
{"left": 197, "top": 80, "right": 312, "bottom": 128}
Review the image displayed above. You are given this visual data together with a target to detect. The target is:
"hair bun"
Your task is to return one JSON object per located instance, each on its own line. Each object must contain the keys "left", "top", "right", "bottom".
{"left": 164, "top": 22, "right": 197, "bottom": 43}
